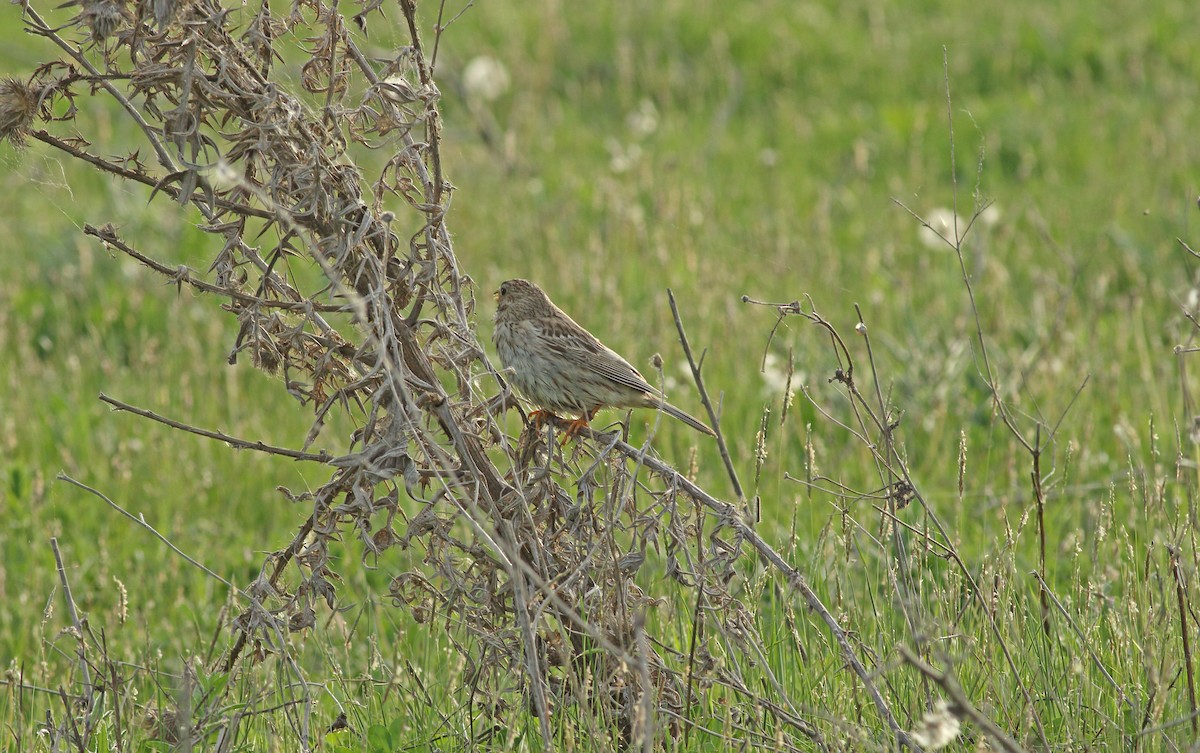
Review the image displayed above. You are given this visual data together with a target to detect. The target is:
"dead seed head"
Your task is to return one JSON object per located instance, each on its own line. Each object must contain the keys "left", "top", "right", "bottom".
{"left": 81, "top": 0, "right": 124, "bottom": 41}
{"left": 0, "top": 78, "right": 38, "bottom": 146}
{"left": 251, "top": 343, "right": 282, "bottom": 373}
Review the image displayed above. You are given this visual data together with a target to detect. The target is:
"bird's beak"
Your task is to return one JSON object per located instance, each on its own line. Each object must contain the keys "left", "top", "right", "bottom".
{"left": 493, "top": 289, "right": 500, "bottom": 302}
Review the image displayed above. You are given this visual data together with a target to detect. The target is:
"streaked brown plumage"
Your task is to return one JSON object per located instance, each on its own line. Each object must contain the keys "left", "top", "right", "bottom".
{"left": 492, "top": 278, "right": 715, "bottom": 437}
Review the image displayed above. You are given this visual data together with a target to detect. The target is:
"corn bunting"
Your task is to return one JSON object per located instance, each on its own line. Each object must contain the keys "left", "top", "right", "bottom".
{"left": 493, "top": 278, "right": 715, "bottom": 437}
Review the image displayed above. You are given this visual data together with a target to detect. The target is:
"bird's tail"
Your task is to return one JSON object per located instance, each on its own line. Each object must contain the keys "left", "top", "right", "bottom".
{"left": 659, "top": 401, "right": 716, "bottom": 436}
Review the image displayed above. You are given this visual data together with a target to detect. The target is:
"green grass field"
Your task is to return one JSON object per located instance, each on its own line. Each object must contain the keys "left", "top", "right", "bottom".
{"left": 2, "top": 0, "right": 1199, "bottom": 750}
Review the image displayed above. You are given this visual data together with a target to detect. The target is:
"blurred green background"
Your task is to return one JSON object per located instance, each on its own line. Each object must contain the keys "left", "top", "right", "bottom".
{"left": 2, "top": 0, "right": 1198, "bottom": 747}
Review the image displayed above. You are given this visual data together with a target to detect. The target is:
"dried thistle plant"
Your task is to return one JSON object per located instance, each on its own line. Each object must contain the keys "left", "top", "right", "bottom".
{"left": 11, "top": 0, "right": 905, "bottom": 748}
{"left": 0, "top": 77, "right": 39, "bottom": 145}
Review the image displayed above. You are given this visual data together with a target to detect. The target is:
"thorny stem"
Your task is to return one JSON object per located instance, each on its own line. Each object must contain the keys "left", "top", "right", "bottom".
{"left": 23, "top": 5, "right": 178, "bottom": 173}
{"left": 30, "top": 131, "right": 275, "bottom": 220}
{"left": 99, "top": 393, "right": 334, "bottom": 463}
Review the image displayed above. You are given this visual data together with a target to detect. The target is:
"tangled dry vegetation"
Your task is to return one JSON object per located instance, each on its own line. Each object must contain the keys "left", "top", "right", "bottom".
{"left": 15, "top": 1, "right": 1183, "bottom": 752}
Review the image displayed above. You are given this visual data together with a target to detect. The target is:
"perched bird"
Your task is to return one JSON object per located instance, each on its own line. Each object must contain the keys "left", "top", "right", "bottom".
{"left": 493, "top": 278, "right": 715, "bottom": 437}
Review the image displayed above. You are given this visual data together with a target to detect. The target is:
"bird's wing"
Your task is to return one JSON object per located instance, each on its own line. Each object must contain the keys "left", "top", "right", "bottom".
{"left": 533, "top": 315, "right": 657, "bottom": 395}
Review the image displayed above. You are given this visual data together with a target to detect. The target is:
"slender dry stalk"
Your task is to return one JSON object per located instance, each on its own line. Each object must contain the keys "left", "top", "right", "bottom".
{"left": 49, "top": 539, "right": 94, "bottom": 716}
{"left": 1170, "top": 546, "right": 1199, "bottom": 735}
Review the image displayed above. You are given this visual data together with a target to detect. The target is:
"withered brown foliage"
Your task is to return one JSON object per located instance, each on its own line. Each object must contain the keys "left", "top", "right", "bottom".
{"left": 10, "top": 0, "right": 903, "bottom": 749}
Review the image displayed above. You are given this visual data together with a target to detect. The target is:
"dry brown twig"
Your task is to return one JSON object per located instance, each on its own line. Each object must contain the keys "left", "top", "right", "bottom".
{"left": 897, "top": 646, "right": 1028, "bottom": 753}
{"left": 11, "top": 0, "right": 911, "bottom": 748}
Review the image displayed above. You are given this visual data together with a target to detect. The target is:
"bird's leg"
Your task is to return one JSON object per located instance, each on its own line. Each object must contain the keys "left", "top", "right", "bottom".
{"left": 527, "top": 409, "right": 556, "bottom": 430}
{"left": 562, "top": 408, "right": 599, "bottom": 442}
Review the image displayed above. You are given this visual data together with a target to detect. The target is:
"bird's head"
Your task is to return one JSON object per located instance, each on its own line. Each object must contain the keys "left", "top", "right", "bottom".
{"left": 494, "top": 278, "right": 552, "bottom": 320}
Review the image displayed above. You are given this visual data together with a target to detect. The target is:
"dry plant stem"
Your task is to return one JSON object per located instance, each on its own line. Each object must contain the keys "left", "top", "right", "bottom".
{"left": 798, "top": 384, "right": 875, "bottom": 446}
{"left": 681, "top": 532, "right": 704, "bottom": 750}
{"left": 23, "top": 5, "right": 176, "bottom": 172}
{"left": 83, "top": 226, "right": 346, "bottom": 313}
{"left": 58, "top": 474, "right": 239, "bottom": 591}
{"left": 935, "top": 50, "right": 1096, "bottom": 746}
{"left": 429, "top": 0, "right": 476, "bottom": 73}
{"left": 884, "top": 74, "right": 1035, "bottom": 458}
{"left": 1168, "top": 546, "right": 1198, "bottom": 734}
{"left": 99, "top": 394, "right": 334, "bottom": 463}
{"left": 398, "top": 0, "right": 444, "bottom": 207}
{"left": 47, "top": 475, "right": 313, "bottom": 745}
{"left": 666, "top": 289, "right": 742, "bottom": 501}
{"left": 39, "top": 21, "right": 349, "bottom": 354}
{"left": 767, "top": 305, "right": 923, "bottom": 654}
{"left": 498, "top": 520, "right": 649, "bottom": 665}
{"left": 49, "top": 538, "right": 93, "bottom": 712}
{"left": 901, "top": 466, "right": 1052, "bottom": 740}
{"left": 634, "top": 611, "right": 655, "bottom": 753}
{"left": 854, "top": 304, "right": 892, "bottom": 439}
{"left": 853, "top": 305, "right": 921, "bottom": 653}
{"left": 887, "top": 445, "right": 1053, "bottom": 747}
{"left": 1, "top": 678, "right": 83, "bottom": 702}
{"left": 343, "top": 27, "right": 471, "bottom": 329}
{"left": 889, "top": 49, "right": 1065, "bottom": 749}
{"left": 33, "top": 132, "right": 276, "bottom": 221}
{"left": 657, "top": 708, "right": 800, "bottom": 753}
{"left": 1030, "top": 571, "right": 1132, "bottom": 710}
{"left": 41, "top": 0, "right": 496, "bottom": 686}
{"left": 490, "top": 436, "right": 827, "bottom": 746}
{"left": 868, "top": 502, "right": 957, "bottom": 557}
{"left": 592, "top": 430, "right": 908, "bottom": 743}
{"left": 219, "top": 520, "right": 311, "bottom": 674}
{"left": 1136, "top": 711, "right": 1200, "bottom": 741}
{"left": 98, "top": 634, "right": 125, "bottom": 753}
{"left": 503, "top": 521, "right": 554, "bottom": 753}
{"left": 55, "top": 687, "right": 85, "bottom": 750}
{"left": 1031, "top": 432, "right": 1051, "bottom": 636}
{"left": 897, "top": 645, "right": 1028, "bottom": 753}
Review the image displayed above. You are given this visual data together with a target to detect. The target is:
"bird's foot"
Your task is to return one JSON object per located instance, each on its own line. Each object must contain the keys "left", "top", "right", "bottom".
{"left": 527, "top": 409, "right": 556, "bottom": 430}
{"left": 559, "top": 409, "right": 599, "bottom": 444}
{"left": 561, "top": 417, "right": 590, "bottom": 442}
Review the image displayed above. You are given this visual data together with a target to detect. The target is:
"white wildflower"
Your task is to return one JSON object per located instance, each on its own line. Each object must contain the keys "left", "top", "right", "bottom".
{"left": 626, "top": 98, "right": 658, "bottom": 138}
{"left": 978, "top": 203, "right": 1002, "bottom": 227}
{"left": 462, "top": 56, "right": 510, "bottom": 102}
{"left": 761, "top": 352, "right": 801, "bottom": 401}
{"left": 606, "top": 139, "right": 642, "bottom": 173}
{"left": 919, "top": 207, "right": 959, "bottom": 249}
{"left": 910, "top": 698, "right": 961, "bottom": 750}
